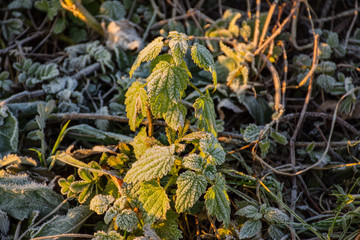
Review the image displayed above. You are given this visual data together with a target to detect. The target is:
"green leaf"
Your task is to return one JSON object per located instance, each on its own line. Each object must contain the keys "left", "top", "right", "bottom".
{"left": 125, "top": 82, "right": 148, "bottom": 131}
{"left": 238, "top": 220, "right": 262, "bottom": 239}
{"left": 199, "top": 133, "right": 226, "bottom": 165}
{"left": 104, "top": 207, "right": 118, "bottom": 224}
{"left": 1, "top": 19, "right": 23, "bottom": 41}
{"left": 191, "top": 43, "right": 217, "bottom": 85}
{"left": 264, "top": 207, "right": 289, "bottom": 224}
{"left": 0, "top": 154, "right": 37, "bottom": 168}
{"left": 194, "top": 92, "right": 217, "bottom": 137}
{"left": 316, "top": 74, "right": 337, "bottom": 93}
{"left": 270, "top": 131, "right": 288, "bottom": 145}
{"left": 236, "top": 205, "right": 262, "bottom": 220}
{"left": 326, "top": 31, "right": 339, "bottom": 48}
{"left": 203, "top": 164, "right": 216, "bottom": 180}
{"left": 0, "top": 171, "right": 68, "bottom": 220}
{"left": 153, "top": 211, "right": 182, "bottom": 240}
{"left": 204, "top": 173, "right": 230, "bottom": 226}
{"left": 29, "top": 206, "right": 91, "bottom": 238}
{"left": 175, "top": 171, "right": 207, "bottom": 213}
{"left": 129, "top": 37, "right": 164, "bottom": 77}
{"left": 0, "top": 109, "right": 18, "bottom": 158}
{"left": 100, "top": 0, "right": 126, "bottom": 20}
{"left": 90, "top": 195, "right": 115, "bottom": 215}
{"left": 139, "top": 181, "right": 170, "bottom": 219}
{"left": 163, "top": 102, "right": 187, "bottom": 130}
{"left": 268, "top": 225, "right": 285, "bottom": 240}
{"left": 0, "top": 210, "right": 9, "bottom": 235}
{"left": 65, "top": 124, "right": 133, "bottom": 143}
{"left": 131, "top": 127, "right": 159, "bottom": 159}
{"left": 8, "top": 0, "right": 32, "bottom": 9}
{"left": 259, "top": 138, "right": 270, "bottom": 158}
{"left": 168, "top": 31, "right": 189, "bottom": 66}
{"left": 115, "top": 209, "right": 138, "bottom": 231}
{"left": 124, "top": 145, "right": 176, "bottom": 183}
{"left": 147, "top": 61, "right": 188, "bottom": 128}
{"left": 242, "top": 124, "right": 260, "bottom": 143}
{"left": 53, "top": 18, "right": 66, "bottom": 34}
{"left": 182, "top": 154, "right": 206, "bottom": 171}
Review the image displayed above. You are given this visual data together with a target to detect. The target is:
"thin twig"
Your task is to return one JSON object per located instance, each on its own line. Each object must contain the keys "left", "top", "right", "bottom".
{"left": 31, "top": 233, "right": 94, "bottom": 240}
{"left": 259, "top": 0, "right": 278, "bottom": 47}
{"left": 0, "top": 31, "right": 46, "bottom": 55}
{"left": 0, "top": 90, "right": 45, "bottom": 107}
{"left": 344, "top": 0, "right": 358, "bottom": 50}
{"left": 252, "top": 0, "right": 261, "bottom": 48}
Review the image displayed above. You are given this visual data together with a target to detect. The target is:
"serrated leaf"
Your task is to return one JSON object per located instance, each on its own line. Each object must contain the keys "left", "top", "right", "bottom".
{"left": 130, "top": 37, "right": 164, "bottom": 77}
{"left": 90, "top": 195, "right": 115, "bottom": 215}
{"left": 204, "top": 173, "right": 230, "bottom": 226}
{"left": 153, "top": 211, "right": 182, "bottom": 240}
{"left": 124, "top": 145, "right": 176, "bottom": 183}
{"left": 0, "top": 109, "right": 18, "bottom": 158}
{"left": 191, "top": 43, "right": 217, "bottom": 85}
{"left": 168, "top": 31, "right": 189, "bottom": 66}
{"left": 182, "top": 154, "right": 206, "bottom": 171}
{"left": 259, "top": 138, "right": 270, "bottom": 157}
{"left": 194, "top": 92, "right": 217, "bottom": 137}
{"left": 147, "top": 61, "right": 189, "bottom": 129}
{"left": 203, "top": 164, "right": 216, "bottom": 180}
{"left": 29, "top": 206, "right": 91, "bottom": 238}
{"left": 125, "top": 82, "right": 148, "bottom": 131}
{"left": 0, "top": 154, "right": 37, "bottom": 167}
{"left": 326, "top": 31, "right": 339, "bottom": 48}
{"left": 236, "top": 205, "right": 262, "bottom": 220}
{"left": 164, "top": 102, "right": 187, "bottom": 130}
{"left": 175, "top": 171, "right": 207, "bottom": 213}
{"left": 264, "top": 208, "right": 289, "bottom": 224}
{"left": 268, "top": 225, "right": 285, "bottom": 240}
{"left": 115, "top": 209, "right": 138, "bottom": 231}
{"left": 104, "top": 207, "right": 118, "bottom": 224}
{"left": 238, "top": 220, "right": 262, "bottom": 239}
{"left": 316, "top": 74, "right": 337, "bottom": 93}
{"left": 270, "top": 131, "right": 288, "bottom": 145}
{"left": 139, "top": 181, "right": 170, "bottom": 219}
{"left": 242, "top": 124, "right": 260, "bottom": 143}
{"left": 199, "top": 133, "right": 225, "bottom": 165}
{"left": 100, "top": 0, "right": 126, "bottom": 20}
{"left": 95, "top": 106, "right": 110, "bottom": 131}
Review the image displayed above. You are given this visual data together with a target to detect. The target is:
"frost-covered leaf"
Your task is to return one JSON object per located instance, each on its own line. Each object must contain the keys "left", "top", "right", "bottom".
{"left": 104, "top": 207, "right": 118, "bottom": 224}
{"left": 242, "top": 124, "right": 260, "bottom": 142}
{"left": 268, "top": 225, "right": 285, "bottom": 240}
{"left": 319, "top": 43, "right": 332, "bottom": 59}
{"left": 0, "top": 154, "right": 37, "bottom": 167}
{"left": 8, "top": 0, "right": 32, "bottom": 9}
{"left": 182, "top": 154, "right": 205, "bottom": 171}
{"left": 203, "top": 164, "right": 216, "bottom": 180}
{"left": 168, "top": 31, "right": 189, "bottom": 65}
{"left": 114, "top": 196, "right": 128, "bottom": 211}
{"left": 115, "top": 209, "right": 138, "bottom": 231}
{"left": 191, "top": 43, "right": 217, "bottom": 85}
{"left": 259, "top": 138, "right": 270, "bottom": 157}
{"left": 147, "top": 61, "right": 188, "bottom": 129}
{"left": 0, "top": 109, "right": 18, "bottom": 158}
{"left": 65, "top": 124, "right": 133, "bottom": 143}
{"left": 0, "top": 210, "right": 9, "bottom": 235}
{"left": 1, "top": 19, "right": 23, "bottom": 41}
{"left": 0, "top": 171, "right": 68, "bottom": 220}
{"left": 199, "top": 133, "right": 225, "bottom": 165}
{"left": 316, "top": 74, "right": 337, "bottom": 92}
{"left": 240, "top": 21, "right": 251, "bottom": 41}
{"left": 29, "top": 206, "right": 91, "bottom": 238}
{"left": 100, "top": 1, "right": 126, "bottom": 20}
{"left": 125, "top": 82, "right": 148, "bottom": 131}
{"left": 139, "top": 181, "right": 170, "bottom": 219}
{"left": 205, "top": 173, "right": 230, "bottom": 226}
{"left": 124, "top": 145, "right": 176, "bottom": 183}
{"left": 194, "top": 92, "right": 217, "bottom": 137}
{"left": 180, "top": 131, "right": 207, "bottom": 143}
{"left": 326, "top": 31, "right": 339, "bottom": 48}
{"left": 175, "top": 171, "right": 207, "bottom": 213}
{"left": 90, "top": 195, "right": 115, "bottom": 215}
{"left": 93, "top": 230, "right": 124, "bottom": 240}
{"left": 235, "top": 205, "right": 262, "bottom": 220}
{"left": 316, "top": 61, "right": 336, "bottom": 74}
{"left": 238, "top": 220, "right": 262, "bottom": 239}
{"left": 264, "top": 208, "right": 289, "bottom": 224}
{"left": 130, "top": 37, "right": 164, "bottom": 77}
{"left": 142, "top": 224, "right": 161, "bottom": 240}
{"left": 34, "top": 0, "right": 60, "bottom": 20}
{"left": 163, "top": 102, "right": 187, "bottom": 130}
{"left": 153, "top": 211, "right": 182, "bottom": 240}
{"left": 270, "top": 131, "right": 288, "bottom": 145}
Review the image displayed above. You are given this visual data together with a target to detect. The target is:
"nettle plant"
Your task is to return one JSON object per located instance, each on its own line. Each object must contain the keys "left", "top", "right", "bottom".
{"left": 57, "top": 31, "right": 230, "bottom": 239}
{"left": 120, "top": 31, "right": 230, "bottom": 234}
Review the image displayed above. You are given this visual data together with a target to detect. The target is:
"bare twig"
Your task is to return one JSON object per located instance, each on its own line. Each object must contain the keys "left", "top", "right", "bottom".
{"left": 344, "top": 0, "right": 358, "bottom": 50}
{"left": 31, "top": 233, "right": 94, "bottom": 240}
